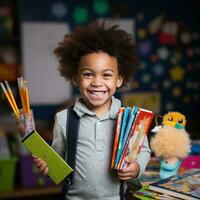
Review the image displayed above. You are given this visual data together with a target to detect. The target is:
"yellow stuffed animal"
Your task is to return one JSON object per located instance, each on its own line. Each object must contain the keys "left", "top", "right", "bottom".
{"left": 150, "top": 112, "right": 191, "bottom": 179}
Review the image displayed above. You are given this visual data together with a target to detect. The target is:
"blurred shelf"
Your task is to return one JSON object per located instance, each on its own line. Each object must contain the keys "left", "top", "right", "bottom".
{"left": 0, "top": 186, "right": 62, "bottom": 199}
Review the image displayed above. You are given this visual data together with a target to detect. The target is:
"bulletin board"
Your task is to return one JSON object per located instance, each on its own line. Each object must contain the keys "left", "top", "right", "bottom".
{"left": 20, "top": 0, "right": 200, "bottom": 119}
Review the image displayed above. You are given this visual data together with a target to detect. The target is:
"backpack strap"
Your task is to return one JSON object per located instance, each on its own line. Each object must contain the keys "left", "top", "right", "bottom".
{"left": 66, "top": 106, "right": 80, "bottom": 185}
{"left": 61, "top": 106, "right": 80, "bottom": 199}
{"left": 62, "top": 105, "right": 125, "bottom": 199}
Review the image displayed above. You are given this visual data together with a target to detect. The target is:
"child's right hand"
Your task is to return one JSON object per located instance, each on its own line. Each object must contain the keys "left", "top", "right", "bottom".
{"left": 33, "top": 156, "right": 48, "bottom": 175}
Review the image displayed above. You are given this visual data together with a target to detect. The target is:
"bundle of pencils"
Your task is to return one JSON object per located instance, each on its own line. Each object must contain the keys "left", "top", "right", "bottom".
{"left": 0, "top": 77, "right": 30, "bottom": 119}
{"left": 17, "top": 77, "right": 30, "bottom": 114}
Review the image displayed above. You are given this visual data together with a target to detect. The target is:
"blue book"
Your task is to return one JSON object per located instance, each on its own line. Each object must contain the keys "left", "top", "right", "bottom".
{"left": 121, "top": 106, "right": 139, "bottom": 154}
{"left": 114, "top": 107, "right": 131, "bottom": 168}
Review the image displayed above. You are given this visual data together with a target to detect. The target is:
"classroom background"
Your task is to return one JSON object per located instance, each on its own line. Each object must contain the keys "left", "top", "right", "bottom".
{"left": 0, "top": 0, "right": 199, "bottom": 200}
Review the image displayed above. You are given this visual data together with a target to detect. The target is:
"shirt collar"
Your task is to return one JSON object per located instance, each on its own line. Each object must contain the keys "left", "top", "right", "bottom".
{"left": 73, "top": 96, "right": 121, "bottom": 120}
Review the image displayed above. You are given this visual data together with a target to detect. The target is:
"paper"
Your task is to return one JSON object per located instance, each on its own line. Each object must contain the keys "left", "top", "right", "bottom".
{"left": 21, "top": 22, "right": 72, "bottom": 104}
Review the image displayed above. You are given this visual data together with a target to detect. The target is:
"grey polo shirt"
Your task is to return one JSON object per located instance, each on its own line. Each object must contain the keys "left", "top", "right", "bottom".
{"left": 52, "top": 96, "right": 151, "bottom": 200}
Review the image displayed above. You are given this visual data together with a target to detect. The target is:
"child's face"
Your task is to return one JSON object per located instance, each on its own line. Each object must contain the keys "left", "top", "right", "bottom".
{"left": 74, "top": 52, "right": 123, "bottom": 116}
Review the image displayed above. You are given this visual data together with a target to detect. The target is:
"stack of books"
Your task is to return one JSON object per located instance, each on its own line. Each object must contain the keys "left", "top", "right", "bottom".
{"left": 134, "top": 169, "right": 200, "bottom": 200}
{"left": 111, "top": 106, "right": 154, "bottom": 170}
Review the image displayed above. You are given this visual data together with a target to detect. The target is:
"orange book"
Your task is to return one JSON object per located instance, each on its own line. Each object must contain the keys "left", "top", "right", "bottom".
{"left": 110, "top": 107, "right": 125, "bottom": 169}
{"left": 117, "top": 108, "right": 154, "bottom": 170}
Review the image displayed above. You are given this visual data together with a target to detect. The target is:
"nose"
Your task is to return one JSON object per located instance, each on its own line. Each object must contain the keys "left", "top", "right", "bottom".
{"left": 91, "top": 75, "right": 103, "bottom": 86}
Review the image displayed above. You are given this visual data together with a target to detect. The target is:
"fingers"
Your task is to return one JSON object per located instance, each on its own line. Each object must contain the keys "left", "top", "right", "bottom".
{"left": 117, "top": 157, "right": 140, "bottom": 181}
{"left": 33, "top": 156, "right": 48, "bottom": 175}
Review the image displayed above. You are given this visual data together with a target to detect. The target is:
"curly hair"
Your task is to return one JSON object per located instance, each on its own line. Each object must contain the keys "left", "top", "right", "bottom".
{"left": 54, "top": 22, "right": 139, "bottom": 86}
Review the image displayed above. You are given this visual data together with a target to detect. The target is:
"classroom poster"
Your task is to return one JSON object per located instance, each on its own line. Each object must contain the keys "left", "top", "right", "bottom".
{"left": 122, "top": 92, "right": 161, "bottom": 113}
{"left": 21, "top": 22, "right": 72, "bottom": 105}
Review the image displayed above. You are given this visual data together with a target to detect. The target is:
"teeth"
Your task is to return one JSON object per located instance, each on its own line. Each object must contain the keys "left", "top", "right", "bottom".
{"left": 90, "top": 91, "right": 105, "bottom": 94}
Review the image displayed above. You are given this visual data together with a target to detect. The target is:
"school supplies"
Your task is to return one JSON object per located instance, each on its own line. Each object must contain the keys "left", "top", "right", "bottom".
{"left": 148, "top": 169, "right": 200, "bottom": 200}
{"left": 0, "top": 77, "right": 30, "bottom": 118}
{"left": 0, "top": 81, "right": 20, "bottom": 119}
{"left": 1, "top": 77, "right": 35, "bottom": 136}
{"left": 22, "top": 130, "right": 73, "bottom": 184}
{"left": 111, "top": 106, "right": 154, "bottom": 170}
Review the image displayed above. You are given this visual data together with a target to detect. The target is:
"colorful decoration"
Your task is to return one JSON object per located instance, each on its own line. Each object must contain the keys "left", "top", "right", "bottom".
{"left": 137, "top": 28, "right": 147, "bottom": 39}
{"left": 73, "top": 6, "right": 88, "bottom": 24}
{"left": 51, "top": 2, "right": 67, "bottom": 19}
{"left": 159, "top": 22, "right": 178, "bottom": 45}
{"left": 122, "top": 92, "right": 160, "bottom": 113}
{"left": 93, "top": 0, "right": 109, "bottom": 15}
{"left": 169, "top": 65, "right": 185, "bottom": 81}
{"left": 153, "top": 64, "right": 164, "bottom": 76}
{"left": 180, "top": 31, "right": 192, "bottom": 44}
{"left": 148, "top": 13, "right": 165, "bottom": 34}
{"left": 172, "top": 86, "right": 182, "bottom": 97}
{"left": 157, "top": 47, "right": 169, "bottom": 60}
{"left": 138, "top": 41, "right": 152, "bottom": 56}
{"left": 163, "top": 79, "right": 171, "bottom": 89}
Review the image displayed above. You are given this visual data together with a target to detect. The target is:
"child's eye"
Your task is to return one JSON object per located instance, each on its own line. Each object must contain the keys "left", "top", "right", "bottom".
{"left": 103, "top": 73, "right": 112, "bottom": 79}
{"left": 82, "top": 72, "right": 93, "bottom": 78}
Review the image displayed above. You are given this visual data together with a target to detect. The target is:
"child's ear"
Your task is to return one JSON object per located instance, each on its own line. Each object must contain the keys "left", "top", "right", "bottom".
{"left": 116, "top": 75, "right": 123, "bottom": 88}
{"left": 72, "top": 75, "right": 78, "bottom": 87}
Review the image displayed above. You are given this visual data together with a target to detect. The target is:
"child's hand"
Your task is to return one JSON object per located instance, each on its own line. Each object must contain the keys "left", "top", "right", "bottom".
{"left": 117, "top": 156, "right": 140, "bottom": 181}
{"left": 33, "top": 156, "right": 48, "bottom": 175}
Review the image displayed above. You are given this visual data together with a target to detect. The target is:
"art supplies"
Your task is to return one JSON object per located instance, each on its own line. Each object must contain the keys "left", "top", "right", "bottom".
{"left": 111, "top": 106, "right": 154, "bottom": 170}
{"left": 1, "top": 77, "right": 34, "bottom": 136}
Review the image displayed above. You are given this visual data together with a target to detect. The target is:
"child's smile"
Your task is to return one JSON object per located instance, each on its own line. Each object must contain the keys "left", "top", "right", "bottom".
{"left": 74, "top": 52, "right": 123, "bottom": 116}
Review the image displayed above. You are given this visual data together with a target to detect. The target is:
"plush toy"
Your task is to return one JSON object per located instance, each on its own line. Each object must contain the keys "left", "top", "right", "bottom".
{"left": 150, "top": 112, "right": 191, "bottom": 179}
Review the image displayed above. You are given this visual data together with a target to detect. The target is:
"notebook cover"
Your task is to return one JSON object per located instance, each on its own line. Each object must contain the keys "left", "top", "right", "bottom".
{"left": 21, "top": 130, "right": 73, "bottom": 184}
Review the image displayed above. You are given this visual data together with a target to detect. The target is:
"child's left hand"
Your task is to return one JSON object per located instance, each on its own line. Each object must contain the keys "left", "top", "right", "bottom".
{"left": 117, "top": 156, "right": 140, "bottom": 181}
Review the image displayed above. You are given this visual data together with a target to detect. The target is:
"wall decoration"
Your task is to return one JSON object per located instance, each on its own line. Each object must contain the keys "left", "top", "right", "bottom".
{"left": 73, "top": 6, "right": 88, "bottom": 24}
{"left": 122, "top": 92, "right": 160, "bottom": 113}
{"left": 148, "top": 13, "right": 165, "bottom": 34}
{"left": 159, "top": 22, "right": 178, "bottom": 45}
{"left": 93, "top": 0, "right": 109, "bottom": 16}
{"left": 163, "top": 79, "right": 171, "bottom": 89}
{"left": 138, "top": 41, "right": 152, "bottom": 56}
{"left": 180, "top": 31, "right": 192, "bottom": 45}
{"left": 157, "top": 47, "right": 169, "bottom": 60}
{"left": 19, "top": 0, "right": 200, "bottom": 119}
{"left": 165, "top": 102, "right": 174, "bottom": 111}
{"left": 21, "top": 22, "right": 72, "bottom": 104}
{"left": 170, "top": 51, "right": 182, "bottom": 65}
{"left": 172, "top": 86, "right": 182, "bottom": 97}
{"left": 169, "top": 65, "right": 185, "bottom": 82}
{"left": 137, "top": 28, "right": 147, "bottom": 39}
{"left": 152, "top": 64, "right": 164, "bottom": 76}
{"left": 51, "top": 2, "right": 67, "bottom": 19}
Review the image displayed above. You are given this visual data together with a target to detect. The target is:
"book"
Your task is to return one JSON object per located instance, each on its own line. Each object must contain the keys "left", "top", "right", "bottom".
{"left": 134, "top": 185, "right": 179, "bottom": 200}
{"left": 21, "top": 130, "right": 73, "bottom": 184}
{"left": 110, "top": 107, "right": 125, "bottom": 169}
{"left": 148, "top": 169, "right": 200, "bottom": 200}
{"left": 117, "top": 108, "right": 154, "bottom": 170}
{"left": 111, "top": 106, "right": 154, "bottom": 170}
{"left": 114, "top": 107, "right": 131, "bottom": 168}
{"left": 120, "top": 107, "right": 138, "bottom": 153}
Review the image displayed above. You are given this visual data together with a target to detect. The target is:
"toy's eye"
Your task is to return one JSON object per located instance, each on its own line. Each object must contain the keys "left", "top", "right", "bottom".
{"left": 178, "top": 118, "right": 183, "bottom": 123}
{"left": 168, "top": 117, "right": 173, "bottom": 121}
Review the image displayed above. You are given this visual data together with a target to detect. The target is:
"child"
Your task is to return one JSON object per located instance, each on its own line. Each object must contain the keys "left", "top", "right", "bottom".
{"left": 34, "top": 22, "right": 151, "bottom": 200}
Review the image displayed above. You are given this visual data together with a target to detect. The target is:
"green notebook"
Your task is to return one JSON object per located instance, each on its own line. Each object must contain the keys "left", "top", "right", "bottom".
{"left": 21, "top": 130, "right": 73, "bottom": 184}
